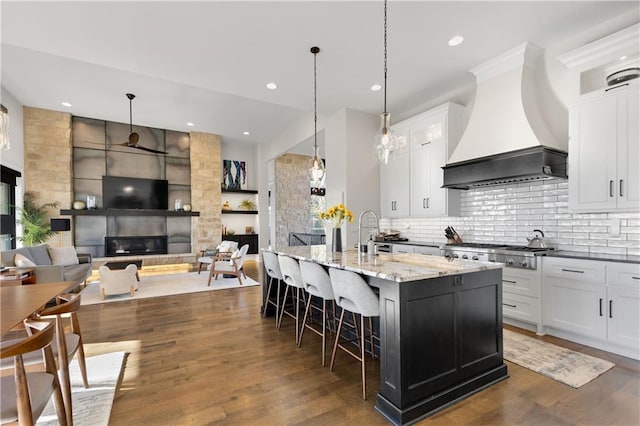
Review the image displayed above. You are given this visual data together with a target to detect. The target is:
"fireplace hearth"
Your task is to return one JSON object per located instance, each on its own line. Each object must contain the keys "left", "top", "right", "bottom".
{"left": 105, "top": 236, "right": 168, "bottom": 257}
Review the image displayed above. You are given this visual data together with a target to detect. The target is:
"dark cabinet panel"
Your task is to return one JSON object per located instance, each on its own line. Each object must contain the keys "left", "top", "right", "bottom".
{"left": 224, "top": 234, "right": 258, "bottom": 254}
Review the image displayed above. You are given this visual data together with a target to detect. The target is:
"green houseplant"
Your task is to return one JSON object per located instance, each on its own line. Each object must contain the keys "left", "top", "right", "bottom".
{"left": 17, "top": 192, "right": 59, "bottom": 246}
{"left": 238, "top": 199, "right": 256, "bottom": 210}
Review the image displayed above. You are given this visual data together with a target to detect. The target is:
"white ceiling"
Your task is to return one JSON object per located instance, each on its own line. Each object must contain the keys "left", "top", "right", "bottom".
{"left": 2, "top": 1, "right": 638, "bottom": 151}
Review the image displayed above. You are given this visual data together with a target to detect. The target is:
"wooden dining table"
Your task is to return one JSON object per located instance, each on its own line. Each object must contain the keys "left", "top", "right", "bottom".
{"left": 1, "top": 281, "right": 77, "bottom": 336}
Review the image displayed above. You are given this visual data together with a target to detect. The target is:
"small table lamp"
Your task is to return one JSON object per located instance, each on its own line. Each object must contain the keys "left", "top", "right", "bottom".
{"left": 50, "top": 218, "right": 71, "bottom": 247}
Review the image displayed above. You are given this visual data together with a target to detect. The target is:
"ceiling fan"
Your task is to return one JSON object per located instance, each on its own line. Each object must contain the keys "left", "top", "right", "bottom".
{"left": 117, "top": 93, "right": 167, "bottom": 155}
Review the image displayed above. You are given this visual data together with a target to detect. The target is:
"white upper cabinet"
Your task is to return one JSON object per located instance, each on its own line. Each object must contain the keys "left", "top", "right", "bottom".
{"left": 380, "top": 124, "right": 410, "bottom": 218}
{"left": 568, "top": 86, "right": 639, "bottom": 212}
{"left": 380, "top": 102, "right": 463, "bottom": 218}
{"left": 558, "top": 24, "right": 640, "bottom": 213}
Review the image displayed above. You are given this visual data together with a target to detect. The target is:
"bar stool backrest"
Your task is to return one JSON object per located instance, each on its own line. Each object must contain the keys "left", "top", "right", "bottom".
{"left": 262, "top": 251, "right": 283, "bottom": 281}
{"left": 300, "top": 260, "right": 334, "bottom": 301}
{"left": 329, "top": 268, "right": 380, "bottom": 317}
{"left": 278, "top": 255, "right": 304, "bottom": 289}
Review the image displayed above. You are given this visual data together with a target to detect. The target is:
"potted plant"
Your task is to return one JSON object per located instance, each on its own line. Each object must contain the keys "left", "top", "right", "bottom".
{"left": 238, "top": 199, "right": 256, "bottom": 210}
{"left": 17, "top": 192, "right": 59, "bottom": 246}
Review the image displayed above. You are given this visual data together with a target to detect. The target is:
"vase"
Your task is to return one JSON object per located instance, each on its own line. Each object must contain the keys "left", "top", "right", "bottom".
{"left": 332, "top": 228, "right": 342, "bottom": 253}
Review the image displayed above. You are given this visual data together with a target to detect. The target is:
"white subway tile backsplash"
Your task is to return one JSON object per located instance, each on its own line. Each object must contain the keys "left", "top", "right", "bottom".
{"left": 388, "top": 182, "right": 640, "bottom": 256}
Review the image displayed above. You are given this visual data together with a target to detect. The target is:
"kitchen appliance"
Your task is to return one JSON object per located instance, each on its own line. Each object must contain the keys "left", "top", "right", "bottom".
{"left": 441, "top": 242, "right": 553, "bottom": 270}
{"left": 526, "top": 229, "right": 547, "bottom": 248}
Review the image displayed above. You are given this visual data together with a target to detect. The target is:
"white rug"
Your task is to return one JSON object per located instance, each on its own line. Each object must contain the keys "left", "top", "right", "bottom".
{"left": 81, "top": 271, "right": 260, "bottom": 305}
{"left": 503, "top": 329, "right": 615, "bottom": 388}
{"left": 37, "top": 352, "right": 126, "bottom": 426}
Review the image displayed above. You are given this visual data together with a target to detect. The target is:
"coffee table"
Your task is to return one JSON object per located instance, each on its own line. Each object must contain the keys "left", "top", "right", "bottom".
{"left": 103, "top": 259, "right": 142, "bottom": 281}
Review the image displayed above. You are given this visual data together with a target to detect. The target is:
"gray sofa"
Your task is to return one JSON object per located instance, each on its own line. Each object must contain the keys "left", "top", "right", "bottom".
{"left": 1, "top": 244, "right": 92, "bottom": 285}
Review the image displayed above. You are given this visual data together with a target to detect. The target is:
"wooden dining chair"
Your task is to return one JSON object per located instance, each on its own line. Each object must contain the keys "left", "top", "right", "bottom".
{"left": 35, "top": 293, "right": 89, "bottom": 425}
{"left": 208, "top": 244, "right": 249, "bottom": 286}
{"left": 0, "top": 318, "right": 67, "bottom": 426}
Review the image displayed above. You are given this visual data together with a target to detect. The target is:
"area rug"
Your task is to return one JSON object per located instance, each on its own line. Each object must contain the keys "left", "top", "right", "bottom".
{"left": 80, "top": 271, "right": 260, "bottom": 305}
{"left": 36, "top": 351, "right": 127, "bottom": 426}
{"left": 503, "top": 329, "right": 615, "bottom": 388}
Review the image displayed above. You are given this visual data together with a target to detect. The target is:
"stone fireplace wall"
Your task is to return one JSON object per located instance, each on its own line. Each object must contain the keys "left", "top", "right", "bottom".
{"left": 23, "top": 107, "right": 74, "bottom": 247}
{"left": 22, "top": 107, "right": 221, "bottom": 262}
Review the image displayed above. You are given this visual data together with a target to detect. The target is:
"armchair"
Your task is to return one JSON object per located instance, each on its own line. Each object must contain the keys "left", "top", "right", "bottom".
{"left": 98, "top": 264, "right": 138, "bottom": 299}
{"left": 197, "top": 240, "right": 239, "bottom": 274}
{"left": 208, "top": 244, "right": 249, "bottom": 286}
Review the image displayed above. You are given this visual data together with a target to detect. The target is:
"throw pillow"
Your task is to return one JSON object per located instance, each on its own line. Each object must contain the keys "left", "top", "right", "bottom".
{"left": 14, "top": 253, "right": 36, "bottom": 267}
{"left": 48, "top": 247, "right": 80, "bottom": 266}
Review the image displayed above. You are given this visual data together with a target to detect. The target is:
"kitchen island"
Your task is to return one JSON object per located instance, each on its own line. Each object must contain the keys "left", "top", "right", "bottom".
{"left": 264, "top": 246, "right": 508, "bottom": 425}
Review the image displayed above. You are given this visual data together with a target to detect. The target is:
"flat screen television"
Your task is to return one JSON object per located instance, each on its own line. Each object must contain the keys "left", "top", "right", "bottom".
{"left": 102, "top": 176, "right": 168, "bottom": 210}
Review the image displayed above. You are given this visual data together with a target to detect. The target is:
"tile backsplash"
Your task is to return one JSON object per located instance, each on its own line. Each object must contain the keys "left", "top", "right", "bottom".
{"left": 380, "top": 180, "right": 640, "bottom": 256}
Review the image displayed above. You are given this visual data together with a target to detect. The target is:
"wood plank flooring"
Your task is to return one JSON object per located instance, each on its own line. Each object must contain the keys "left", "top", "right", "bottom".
{"left": 77, "top": 261, "right": 640, "bottom": 425}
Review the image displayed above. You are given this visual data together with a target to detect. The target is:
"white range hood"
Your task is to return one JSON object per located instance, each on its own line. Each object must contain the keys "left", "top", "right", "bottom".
{"left": 442, "top": 42, "right": 568, "bottom": 189}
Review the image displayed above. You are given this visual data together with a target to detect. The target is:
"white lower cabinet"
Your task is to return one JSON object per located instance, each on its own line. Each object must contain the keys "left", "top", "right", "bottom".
{"left": 502, "top": 268, "right": 543, "bottom": 334}
{"left": 606, "top": 263, "right": 640, "bottom": 351}
{"left": 391, "top": 244, "right": 440, "bottom": 255}
{"left": 542, "top": 257, "right": 640, "bottom": 359}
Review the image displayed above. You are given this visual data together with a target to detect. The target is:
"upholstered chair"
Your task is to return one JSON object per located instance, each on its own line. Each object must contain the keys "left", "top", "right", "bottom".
{"left": 262, "top": 251, "right": 284, "bottom": 327}
{"left": 208, "top": 244, "right": 249, "bottom": 286}
{"left": 197, "top": 241, "right": 239, "bottom": 274}
{"left": 98, "top": 264, "right": 139, "bottom": 299}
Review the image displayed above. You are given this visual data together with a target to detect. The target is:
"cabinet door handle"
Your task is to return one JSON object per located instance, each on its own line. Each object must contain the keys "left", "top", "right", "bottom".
{"left": 599, "top": 298, "right": 603, "bottom": 316}
{"left": 503, "top": 303, "right": 517, "bottom": 308}
{"left": 610, "top": 180, "right": 614, "bottom": 197}
{"left": 620, "top": 179, "right": 624, "bottom": 197}
{"left": 502, "top": 279, "right": 517, "bottom": 284}
{"left": 423, "top": 198, "right": 426, "bottom": 208}
{"left": 609, "top": 300, "right": 613, "bottom": 318}
{"left": 605, "top": 83, "right": 629, "bottom": 92}
{"left": 421, "top": 141, "right": 432, "bottom": 146}
{"left": 426, "top": 198, "right": 430, "bottom": 208}
{"left": 561, "top": 268, "right": 584, "bottom": 274}
{"left": 633, "top": 276, "right": 640, "bottom": 280}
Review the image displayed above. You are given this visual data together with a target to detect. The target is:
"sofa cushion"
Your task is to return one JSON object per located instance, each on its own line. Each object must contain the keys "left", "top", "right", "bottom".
{"left": 14, "top": 253, "right": 36, "bottom": 267}
{"left": 48, "top": 247, "right": 79, "bottom": 266}
{"left": 29, "top": 245, "right": 52, "bottom": 266}
{"left": 1, "top": 247, "right": 33, "bottom": 267}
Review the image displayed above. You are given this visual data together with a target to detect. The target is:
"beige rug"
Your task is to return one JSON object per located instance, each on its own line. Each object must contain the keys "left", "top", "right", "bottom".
{"left": 503, "top": 329, "right": 615, "bottom": 388}
{"left": 80, "top": 271, "right": 260, "bottom": 305}
{"left": 37, "top": 352, "right": 126, "bottom": 425}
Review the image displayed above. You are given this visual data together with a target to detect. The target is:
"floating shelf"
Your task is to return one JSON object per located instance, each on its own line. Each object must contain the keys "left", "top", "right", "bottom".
{"left": 221, "top": 189, "right": 258, "bottom": 194}
{"left": 221, "top": 210, "right": 258, "bottom": 215}
{"left": 60, "top": 209, "right": 200, "bottom": 217}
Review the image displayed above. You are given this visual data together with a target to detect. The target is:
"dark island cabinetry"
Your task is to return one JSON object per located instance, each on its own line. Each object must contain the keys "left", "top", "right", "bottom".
{"left": 370, "top": 269, "right": 508, "bottom": 425}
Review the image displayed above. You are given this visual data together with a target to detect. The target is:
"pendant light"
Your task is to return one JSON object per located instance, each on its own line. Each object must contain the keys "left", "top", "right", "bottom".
{"left": 308, "top": 46, "right": 326, "bottom": 188}
{"left": 374, "top": 0, "right": 401, "bottom": 164}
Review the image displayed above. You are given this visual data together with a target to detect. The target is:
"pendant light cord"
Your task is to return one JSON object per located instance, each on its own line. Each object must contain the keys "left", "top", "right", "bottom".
{"left": 312, "top": 46, "right": 319, "bottom": 152}
{"left": 129, "top": 98, "right": 133, "bottom": 134}
{"left": 383, "top": 0, "right": 388, "bottom": 114}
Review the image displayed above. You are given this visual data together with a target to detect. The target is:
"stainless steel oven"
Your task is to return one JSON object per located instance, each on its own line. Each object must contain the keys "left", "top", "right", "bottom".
{"left": 441, "top": 242, "right": 552, "bottom": 270}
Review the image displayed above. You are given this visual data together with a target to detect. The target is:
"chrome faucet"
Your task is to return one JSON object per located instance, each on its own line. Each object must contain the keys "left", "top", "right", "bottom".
{"left": 358, "top": 210, "right": 379, "bottom": 254}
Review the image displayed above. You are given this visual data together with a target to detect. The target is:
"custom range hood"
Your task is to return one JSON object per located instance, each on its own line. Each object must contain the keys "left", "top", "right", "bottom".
{"left": 442, "top": 43, "right": 567, "bottom": 190}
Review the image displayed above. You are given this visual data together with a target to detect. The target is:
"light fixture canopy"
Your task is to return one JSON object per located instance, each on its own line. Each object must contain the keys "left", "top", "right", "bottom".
{"left": 308, "top": 46, "right": 326, "bottom": 188}
{"left": 374, "top": 0, "right": 403, "bottom": 165}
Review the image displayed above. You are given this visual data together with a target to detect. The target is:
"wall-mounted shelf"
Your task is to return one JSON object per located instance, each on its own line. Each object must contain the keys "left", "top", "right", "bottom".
{"left": 222, "top": 189, "right": 258, "bottom": 194}
{"left": 221, "top": 210, "right": 258, "bottom": 215}
{"left": 60, "top": 209, "right": 200, "bottom": 217}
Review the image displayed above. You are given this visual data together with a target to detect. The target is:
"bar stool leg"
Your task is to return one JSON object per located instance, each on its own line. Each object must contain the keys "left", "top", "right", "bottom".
{"left": 369, "top": 317, "right": 376, "bottom": 359}
{"left": 321, "top": 299, "right": 327, "bottom": 367}
{"left": 262, "top": 276, "right": 274, "bottom": 319}
{"left": 330, "top": 309, "right": 346, "bottom": 371}
{"left": 276, "top": 285, "right": 290, "bottom": 330}
{"left": 297, "top": 295, "right": 313, "bottom": 347}
{"left": 360, "top": 314, "right": 367, "bottom": 400}
{"left": 295, "top": 287, "right": 301, "bottom": 344}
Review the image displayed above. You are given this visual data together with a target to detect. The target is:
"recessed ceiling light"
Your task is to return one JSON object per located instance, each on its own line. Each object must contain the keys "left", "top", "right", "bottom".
{"left": 61, "top": 102, "right": 72, "bottom": 107}
{"left": 186, "top": 122, "right": 194, "bottom": 127}
{"left": 619, "top": 55, "right": 628, "bottom": 61}
{"left": 243, "top": 131, "right": 250, "bottom": 136}
{"left": 371, "top": 84, "right": 382, "bottom": 91}
{"left": 448, "top": 35, "right": 464, "bottom": 47}
{"left": 266, "top": 82, "right": 278, "bottom": 90}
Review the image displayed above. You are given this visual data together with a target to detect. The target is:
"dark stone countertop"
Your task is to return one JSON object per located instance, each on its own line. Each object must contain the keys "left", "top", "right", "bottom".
{"left": 542, "top": 250, "right": 640, "bottom": 264}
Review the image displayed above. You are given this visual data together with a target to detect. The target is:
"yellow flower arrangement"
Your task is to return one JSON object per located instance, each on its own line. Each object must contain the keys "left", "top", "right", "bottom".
{"left": 318, "top": 203, "right": 354, "bottom": 229}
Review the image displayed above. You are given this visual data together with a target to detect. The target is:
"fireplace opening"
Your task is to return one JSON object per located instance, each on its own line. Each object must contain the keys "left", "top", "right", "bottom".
{"left": 105, "top": 236, "right": 168, "bottom": 257}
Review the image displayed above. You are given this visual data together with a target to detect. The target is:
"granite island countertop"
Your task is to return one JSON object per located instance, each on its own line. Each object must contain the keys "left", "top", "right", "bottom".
{"left": 266, "top": 246, "right": 502, "bottom": 282}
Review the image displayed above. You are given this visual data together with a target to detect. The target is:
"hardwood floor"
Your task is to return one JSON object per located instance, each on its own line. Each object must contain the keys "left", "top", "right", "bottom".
{"left": 77, "top": 261, "right": 640, "bottom": 425}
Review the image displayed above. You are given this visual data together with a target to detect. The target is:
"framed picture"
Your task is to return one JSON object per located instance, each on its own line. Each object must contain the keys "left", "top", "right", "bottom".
{"left": 222, "top": 159, "right": 247, "bottom": 190}
{"left": 245, "top": 226, "right": 254, "bottom": 234}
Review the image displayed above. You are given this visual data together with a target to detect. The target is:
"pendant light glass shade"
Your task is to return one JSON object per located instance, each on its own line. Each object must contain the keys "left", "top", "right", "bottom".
{"left": 309, "top": 46, "right": 325, "bottom": 188}
{"left": 308, "top": 144, "right": 325, "bottom": 186}
{"left": 374, "top": 112, "right": 398, "bottom": 164}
